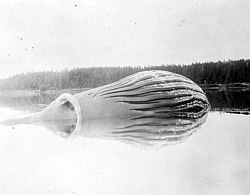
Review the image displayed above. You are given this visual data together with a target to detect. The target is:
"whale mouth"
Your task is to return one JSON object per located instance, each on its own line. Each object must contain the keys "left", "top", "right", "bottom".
{"left": 42, "top": 93, "right": 82, "bottom": 138}
{"left": 58, "top": 100, "right": 78, "bottom": 136}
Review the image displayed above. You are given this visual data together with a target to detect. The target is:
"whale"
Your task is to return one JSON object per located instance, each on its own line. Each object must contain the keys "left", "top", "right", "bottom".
{"left": 1, "top": 70, "right": 210, "bottom": 147}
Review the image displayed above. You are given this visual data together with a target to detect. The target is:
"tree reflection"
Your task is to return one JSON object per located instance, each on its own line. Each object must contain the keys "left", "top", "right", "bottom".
{"left": 205, "top": 90, "right": 250, "bottom": 111}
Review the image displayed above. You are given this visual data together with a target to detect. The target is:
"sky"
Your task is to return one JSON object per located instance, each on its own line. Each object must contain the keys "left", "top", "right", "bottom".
{"left": 0, "top": 0, "right": 250, "bottom": 78}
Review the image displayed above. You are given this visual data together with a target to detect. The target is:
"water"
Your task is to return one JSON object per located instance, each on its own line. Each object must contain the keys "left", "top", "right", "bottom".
{"left": 0, "top": 90, "right": 250, "bottom": 194}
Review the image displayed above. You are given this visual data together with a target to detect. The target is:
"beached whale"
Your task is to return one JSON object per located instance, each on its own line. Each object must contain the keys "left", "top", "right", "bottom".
{"left": 1, "top": 70, "right": 210, "bottom": 147}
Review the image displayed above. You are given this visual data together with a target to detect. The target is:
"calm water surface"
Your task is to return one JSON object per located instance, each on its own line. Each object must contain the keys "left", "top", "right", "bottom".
{"left": 0, "top": 90, "right": 250, "bottom": 194}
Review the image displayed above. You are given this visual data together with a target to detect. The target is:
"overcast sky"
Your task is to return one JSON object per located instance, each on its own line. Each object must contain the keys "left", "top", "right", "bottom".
{"left": 0, "top": 0, "right": 250, "bottom": 78}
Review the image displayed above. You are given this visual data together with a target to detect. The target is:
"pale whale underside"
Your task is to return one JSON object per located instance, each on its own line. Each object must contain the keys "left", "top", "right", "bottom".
{"left": 2, "top": 70, "right": 211, "bottom": 148}
{"left": 81, "top": 70, "right": 210, "bottom": 147}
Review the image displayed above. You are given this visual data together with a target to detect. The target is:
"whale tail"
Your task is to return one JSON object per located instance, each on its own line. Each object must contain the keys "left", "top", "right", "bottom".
{"left": 0, "top": 115, "right": 34, "bottom": 126}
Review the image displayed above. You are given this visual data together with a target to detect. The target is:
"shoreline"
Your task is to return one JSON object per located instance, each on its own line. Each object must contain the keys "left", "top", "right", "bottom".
{"left": 0, "top": 83, "right": 249, "bottom": 97}
{"left": 200, "top": 83, "right": 250, "bottom": 90}
{"left": 0, "top": 88, "right": 90, "bottom": 97}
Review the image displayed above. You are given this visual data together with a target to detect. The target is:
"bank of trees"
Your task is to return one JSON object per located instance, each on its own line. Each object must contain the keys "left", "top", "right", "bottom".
{"left": 0, "top": 59, "right": 249, "bottom": 91}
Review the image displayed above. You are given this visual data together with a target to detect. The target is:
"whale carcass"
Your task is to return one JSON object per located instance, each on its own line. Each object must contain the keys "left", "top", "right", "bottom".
{"left": 2, "top": 70, "right": 211, "bottom": 147}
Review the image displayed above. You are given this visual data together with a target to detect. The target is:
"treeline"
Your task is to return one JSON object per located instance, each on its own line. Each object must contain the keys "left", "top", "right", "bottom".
{"left": 0, "top": 59, "right": 250, "bottom": 91}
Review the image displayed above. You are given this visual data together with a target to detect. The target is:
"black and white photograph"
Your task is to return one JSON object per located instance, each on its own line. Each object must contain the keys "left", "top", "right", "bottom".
{"left": 0, "top": 0, "right": 250, "bottom": 194}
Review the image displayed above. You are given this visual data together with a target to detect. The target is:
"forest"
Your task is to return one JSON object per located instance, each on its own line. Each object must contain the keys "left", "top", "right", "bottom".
{"left": 0, "top": 59, "right": 249, "bottom": 91}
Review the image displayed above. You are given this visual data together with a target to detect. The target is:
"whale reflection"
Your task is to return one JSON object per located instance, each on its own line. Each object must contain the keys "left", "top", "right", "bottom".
{"left": 35, "top": 113, "right": 208, "bottom": 148}
{"left": 1, "top": 70, "right": 210, "bottom": 148}
{"left": 77, "top": 113, "right": 208, "bottom": 147}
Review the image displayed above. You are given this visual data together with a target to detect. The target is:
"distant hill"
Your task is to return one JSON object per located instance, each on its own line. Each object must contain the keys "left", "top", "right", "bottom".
{"left": 0, "top": 59, "right": 249, "bottom": 91}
